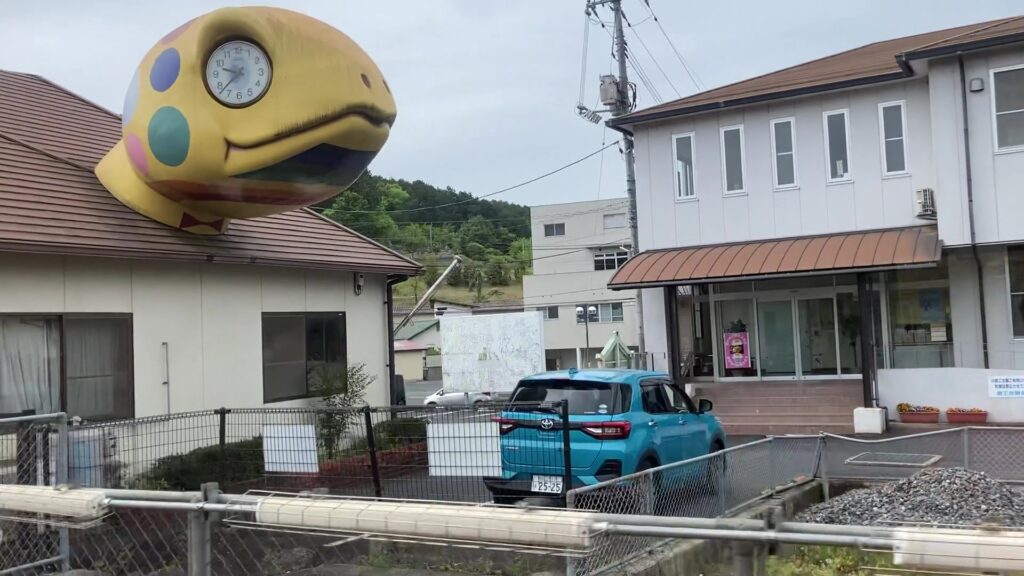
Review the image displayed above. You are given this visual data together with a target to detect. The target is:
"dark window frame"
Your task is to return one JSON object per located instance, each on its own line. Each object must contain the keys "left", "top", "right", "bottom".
{"left": 594, "top": 250, "right": 630, "bottom": 271}
{"left": 262, "top": 312, "right": 347, "bottom": 403}
{"left": 1009, "top": 247, "right": 1024, "bottom": 338}
{"left": 0, "top": 313, "right": 135, "bottom": 421}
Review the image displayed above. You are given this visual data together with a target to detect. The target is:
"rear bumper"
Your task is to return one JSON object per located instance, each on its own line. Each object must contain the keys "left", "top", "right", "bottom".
{"left": 483, "top": 473, "right": 591, "bottom": 502}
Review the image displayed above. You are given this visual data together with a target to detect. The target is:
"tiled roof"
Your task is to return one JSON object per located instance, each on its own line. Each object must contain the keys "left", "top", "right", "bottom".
{"left": 0, "top": 70, "right": 421, "bottom": 275}
{"left": 611, "top": 15, "right": 1024, "bottom": 126}
{"left": 608, "top": 226, "right": 941, "bottom": 289}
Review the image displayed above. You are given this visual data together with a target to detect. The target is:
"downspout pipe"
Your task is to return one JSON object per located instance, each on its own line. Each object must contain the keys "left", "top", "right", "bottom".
{"left": 959, "top": 53, "right": 990, "bottom": 369}
{"left": 386, "top": 274, "right": 406, "bottom": 406}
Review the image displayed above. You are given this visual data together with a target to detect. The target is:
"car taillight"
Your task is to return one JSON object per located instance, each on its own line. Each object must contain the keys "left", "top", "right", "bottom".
{"left": 492, "top": 417, "right": 517, "bottom": 435}
{"left": 581, "top": 421, "right": 631, "bottom": 439}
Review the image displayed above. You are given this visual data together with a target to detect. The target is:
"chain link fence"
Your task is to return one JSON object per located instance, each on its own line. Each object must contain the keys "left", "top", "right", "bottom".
{"left": 0, "top": 411, "right": 68, "bottom": 574}
{"left": 567, "top": 435, "right": 821, "bottom": 576}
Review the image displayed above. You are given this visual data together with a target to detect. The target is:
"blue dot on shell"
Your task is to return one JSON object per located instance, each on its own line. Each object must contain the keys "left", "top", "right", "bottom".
{"left": 149, "top": 48, "right": 180, "bottom": 92}
{"left": 148, "top": 106, "right": 190, "bottom": 167}
{"left": 122, "top": 68, "right": 140, "bottom": 129}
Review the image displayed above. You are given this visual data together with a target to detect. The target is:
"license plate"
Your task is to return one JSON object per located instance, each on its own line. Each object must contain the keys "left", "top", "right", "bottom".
{"left": 531, "top": 475, "right": 563, "bottom": 494}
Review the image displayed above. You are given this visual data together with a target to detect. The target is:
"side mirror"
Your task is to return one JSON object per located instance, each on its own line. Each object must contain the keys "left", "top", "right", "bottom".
{"left": 437, "top": 390, "right": 445, "bottom": 396}
{"left": 698, "top": 398, "right": 713, "bottom": 414}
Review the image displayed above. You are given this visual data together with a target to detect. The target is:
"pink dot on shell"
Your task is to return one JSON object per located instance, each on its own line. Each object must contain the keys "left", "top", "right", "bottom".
{"left": 125, "top": 133, "right": 148, "bottom": 175}
{"left": 160, "top": 18, "right": 194, "bottom": 44}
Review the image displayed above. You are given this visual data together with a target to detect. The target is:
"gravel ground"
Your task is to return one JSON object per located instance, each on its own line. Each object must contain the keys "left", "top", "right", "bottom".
{"left": 798, "top": 467, "right": 1024, "bottom": 527}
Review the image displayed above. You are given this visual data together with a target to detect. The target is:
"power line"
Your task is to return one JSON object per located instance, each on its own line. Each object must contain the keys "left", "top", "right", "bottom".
{"left": 640, "top": 0, "right": 705, "bottom": 91}
{"left": 623, "top": 10, "right": 682, "bottom": 98}
{"left": 324, "top": 142, "right": 617, "bottom": 215}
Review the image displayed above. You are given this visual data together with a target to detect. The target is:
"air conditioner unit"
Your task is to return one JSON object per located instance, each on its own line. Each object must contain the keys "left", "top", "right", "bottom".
{"left": 915, "top": 188, "right": 937, "bottom": 220}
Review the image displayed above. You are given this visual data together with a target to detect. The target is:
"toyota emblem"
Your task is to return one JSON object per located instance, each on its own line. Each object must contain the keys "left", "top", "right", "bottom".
{"left": 540, "top": 418, "right": 555, "bottom": 430}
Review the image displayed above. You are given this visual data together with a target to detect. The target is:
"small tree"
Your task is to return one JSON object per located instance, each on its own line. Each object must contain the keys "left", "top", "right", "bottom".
{"left": 310, "top": 363, "right": 375, "bottom": 459}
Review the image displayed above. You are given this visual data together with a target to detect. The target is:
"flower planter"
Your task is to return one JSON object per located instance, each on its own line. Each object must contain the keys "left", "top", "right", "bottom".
{"left": 899, "top": 411, "right": 940, "bottom": 424}
{"left": 947, "top": 411, "right": 988, "bottom": 424}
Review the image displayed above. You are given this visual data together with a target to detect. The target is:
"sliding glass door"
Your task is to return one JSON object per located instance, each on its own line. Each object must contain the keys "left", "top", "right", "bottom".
{"left": 757, "top": 300, "right": 796, "bottom": 377}
{"left": 797, "top": 298, "right": 838, "bottom": 376}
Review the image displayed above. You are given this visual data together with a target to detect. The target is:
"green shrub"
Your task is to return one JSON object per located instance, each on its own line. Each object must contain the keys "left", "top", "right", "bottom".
{"left": 373, "top": 417, "right": 427, "bottom": 446}
{"left": 137, "top": 437, "right": 264, "bottom": 490}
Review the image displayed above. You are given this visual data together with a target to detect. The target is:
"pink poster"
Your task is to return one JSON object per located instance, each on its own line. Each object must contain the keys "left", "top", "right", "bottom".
{"left": 724, "top": 332, "right": 751, "bottom": 369}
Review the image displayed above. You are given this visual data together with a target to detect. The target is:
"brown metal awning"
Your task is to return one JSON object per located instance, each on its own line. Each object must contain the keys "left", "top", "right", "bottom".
{"left": 608, "top": 225, "right": 941, "bottom": 290}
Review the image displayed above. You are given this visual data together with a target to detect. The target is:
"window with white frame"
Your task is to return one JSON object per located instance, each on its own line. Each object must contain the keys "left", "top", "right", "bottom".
{"left": 673, "top": 132, "right": 696, "bottom": 198}
{"left": 824, "top": 110, "right": 851, "bottom": 182}
{"left": 603, "top": 213, "right": 626, "bottom": 229}
{"left": 594, "top": 249, "right": 630, "bottom": 271}
{"left": 538, "top": 306, "right": 559, "bottom": 320}
{"left": 576, "top": 302, "right": 624, "bottom": 323}
{"left": 1009, "top": 246, "right": 1024, "bottom": 338}
{"left": 770, "top": 118, "right": 797, "bottom": 188}
{"left": 992, "top": 65, "right": 1024, "bottom": 151}
{"left": 720, "top": 126, "right": 745, "bottom": 193}
{"left": 543, "top": 222, "right": 565, "bottom": 237}
{"left": 879, "top": 101, "right": 908, "bottom": 175}
{"left": 598, "top": 302, "right": 624, "bottom": 323}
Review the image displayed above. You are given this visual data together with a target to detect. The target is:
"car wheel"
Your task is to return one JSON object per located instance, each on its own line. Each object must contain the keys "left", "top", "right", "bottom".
{"left": 633, "top": 457, "right": 662, "bottom": 515}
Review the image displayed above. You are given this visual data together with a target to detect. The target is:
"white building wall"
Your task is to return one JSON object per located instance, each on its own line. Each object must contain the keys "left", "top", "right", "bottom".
{"left": 0, "top": 253, "right": 391, "bottom": 417}
{"left": 928, "top": 47, "right": 1024, "bottom": 246}
{"left": 632, "top": 79, "right": 936, "bottom": 252}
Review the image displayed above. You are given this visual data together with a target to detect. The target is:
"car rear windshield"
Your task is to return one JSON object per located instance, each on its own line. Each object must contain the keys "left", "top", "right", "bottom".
{"left": 508, "top": 379, "right": 630, "bottom": 415}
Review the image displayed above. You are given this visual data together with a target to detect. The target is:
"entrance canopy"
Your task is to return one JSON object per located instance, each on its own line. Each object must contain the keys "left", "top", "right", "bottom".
{"left": 608, "top": 226, "right": 940, "bottom": 289}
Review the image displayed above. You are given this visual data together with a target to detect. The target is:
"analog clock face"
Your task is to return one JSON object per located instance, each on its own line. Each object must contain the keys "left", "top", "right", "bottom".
{"left": 204, "top": 40, "right": 272, "bottom": 107}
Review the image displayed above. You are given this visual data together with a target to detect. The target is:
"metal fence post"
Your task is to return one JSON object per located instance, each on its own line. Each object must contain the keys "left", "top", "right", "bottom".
{"left": 561, "top": 399, "right": 573, "bottom": 499}
{"left": 215, "top": 408, "right": 228, "bottom": 489}
{"left": 769, "top": 438, "right": 777, "bottom": 497}
{"left": 57, "top": 416, "right": 70, "bottom": 571}
{"left": 820, "top": 436, "right": 830, "bottom": 502}
{"left": 188, "top": 483, "right": 214, "bottom": 576}
{"left": 364, "top": 407, "right": 383, "bottom": 498}
{"left": 963, "top": 427, "right": 971, "bottom": 470}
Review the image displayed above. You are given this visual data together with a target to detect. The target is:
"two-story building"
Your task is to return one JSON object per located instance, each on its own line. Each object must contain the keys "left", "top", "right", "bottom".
{"left": 523, "top": 199, "right": 640, "bottom": 369}
{"left": 607, "top": 17, "right": 1024, "bottom": 432}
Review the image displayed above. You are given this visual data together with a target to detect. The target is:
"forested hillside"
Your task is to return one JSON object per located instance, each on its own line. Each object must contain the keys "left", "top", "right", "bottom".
{"left": 318, "top": 172, "right": 533, "bottom": 304}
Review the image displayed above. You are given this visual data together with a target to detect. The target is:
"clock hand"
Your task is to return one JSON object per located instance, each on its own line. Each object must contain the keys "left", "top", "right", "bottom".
{"left": 219, "top": 69, "right": 240, "bottom": 94}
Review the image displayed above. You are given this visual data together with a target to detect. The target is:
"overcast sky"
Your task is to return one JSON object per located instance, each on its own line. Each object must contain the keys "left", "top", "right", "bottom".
{"left": 1, "top": 1, "right": 1021, "bottom": 209}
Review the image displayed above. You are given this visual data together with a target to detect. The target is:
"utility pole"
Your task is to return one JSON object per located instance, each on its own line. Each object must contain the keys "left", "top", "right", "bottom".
{"left": 608, "top": 0, "right": 646, "bottom": 366}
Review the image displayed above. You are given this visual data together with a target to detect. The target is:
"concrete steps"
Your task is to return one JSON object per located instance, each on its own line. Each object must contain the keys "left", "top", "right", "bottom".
{"left": 694, "top": 379, "right": 862, "bottom": 436}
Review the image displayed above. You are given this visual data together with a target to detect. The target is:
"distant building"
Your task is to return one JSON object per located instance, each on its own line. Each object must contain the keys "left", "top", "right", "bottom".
{"left": 523, "top": 199, "right": 639, "bottom": 369}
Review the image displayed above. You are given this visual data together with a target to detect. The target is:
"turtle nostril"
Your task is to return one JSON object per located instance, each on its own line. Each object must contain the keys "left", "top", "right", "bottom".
{"left": 360, "top": 73, "right": 371, "bottom": 89}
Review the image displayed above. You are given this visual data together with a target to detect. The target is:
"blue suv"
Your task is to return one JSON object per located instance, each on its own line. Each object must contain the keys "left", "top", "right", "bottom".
{"left": 483, "top": 369, "right": 725, "bottom": 504}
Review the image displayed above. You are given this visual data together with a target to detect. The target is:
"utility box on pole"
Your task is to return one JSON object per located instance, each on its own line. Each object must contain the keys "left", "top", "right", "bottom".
{"left": 599, "top": 75, "right": 620, "bottom": 107}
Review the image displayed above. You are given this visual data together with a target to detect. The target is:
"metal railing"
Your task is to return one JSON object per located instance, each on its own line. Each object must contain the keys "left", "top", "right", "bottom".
{"left": 567, "top": 426, "right": 1024, "bottom": 575}
{"left": 55, "top": 403, "right": 573, "bottom": 501}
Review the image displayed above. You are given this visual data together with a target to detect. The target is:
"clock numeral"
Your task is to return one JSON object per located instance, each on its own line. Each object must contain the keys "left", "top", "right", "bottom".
{"left": 216, "top": 59, "right": 223, "bottom": 67}
{"left": 212, "top": 70, "right": 219, "bottom": 78}
{"left": 223, "top": 51, "right": 229, "bottom": 58}
{"left": 236, "top": 92, "right": 242, "bottom": 100}
{"left": 234, "top": 46, "right": 241, "bottom": 53}
{"left": 258, "top": 68, "right": 264, "bottom": 77}
{"left": 255, "top": 56, "right": 261, "bottom": 64}
{"left": 255, "top": 80, "right": 261, "bottom": 87}
{"left": 217, "top": 81, "right": 223, "bottom": 90}
{"left": 247, "top": 88, "right": 253, "bottom": 97}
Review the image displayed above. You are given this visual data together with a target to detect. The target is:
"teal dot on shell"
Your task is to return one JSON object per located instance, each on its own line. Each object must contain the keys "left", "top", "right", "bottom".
{"left": 148, "top": 106, "right": 190, "bottom": 166}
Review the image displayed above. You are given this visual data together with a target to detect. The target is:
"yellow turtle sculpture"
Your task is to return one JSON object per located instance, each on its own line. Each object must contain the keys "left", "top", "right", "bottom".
{"left": 96, "top": 6, "right": 396, "bottom": 234}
